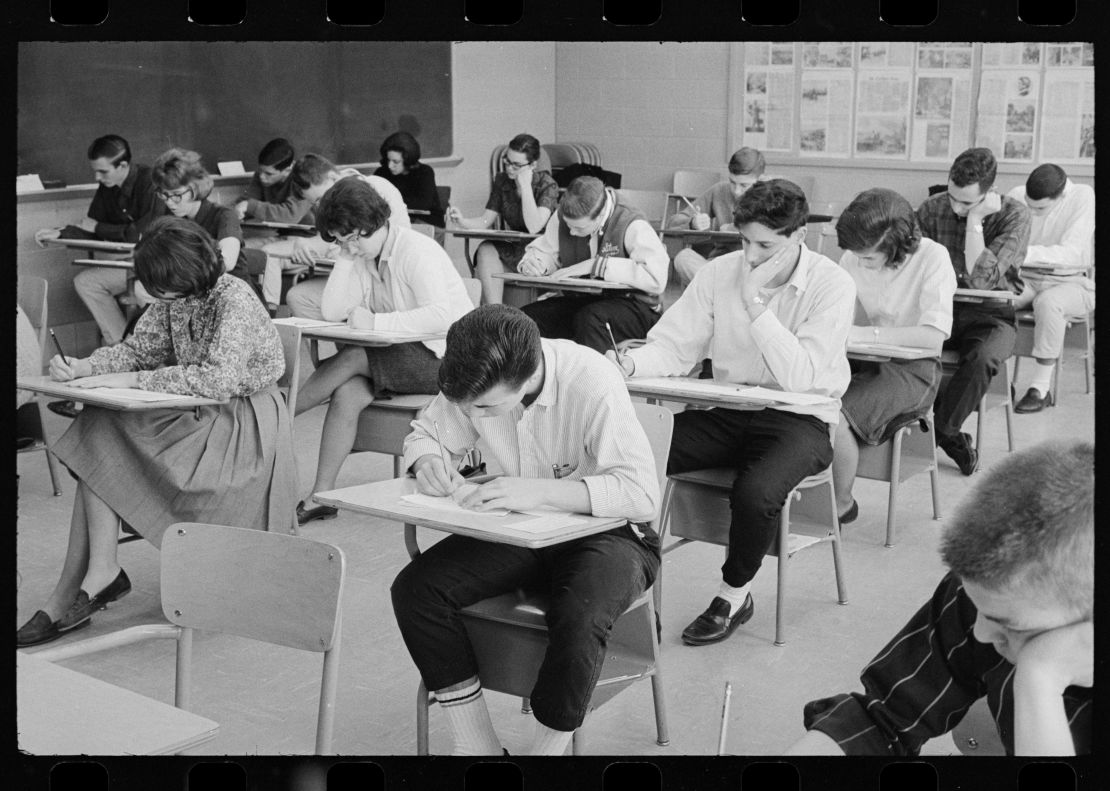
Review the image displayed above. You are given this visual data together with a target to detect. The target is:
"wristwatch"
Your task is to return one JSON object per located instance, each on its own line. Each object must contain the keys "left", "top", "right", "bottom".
{"left": 969, "top": 222, "right": 984, "bottom": 234}
{"left": 749, "top": 293, "right": 766, "bottom": 308}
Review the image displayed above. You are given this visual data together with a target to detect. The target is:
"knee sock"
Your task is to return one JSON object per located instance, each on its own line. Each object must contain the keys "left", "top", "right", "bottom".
{"left": 435, "top": 679, "right": 502, "bottom": 756}
{"left": 717, "top": 581, "right": 752, "bottom": 616}
{"left": 530, "top": 721, "right": 574, "bottom": 756}
{"left": 1028, "top": 362, "right": 1055, "bottom": 396}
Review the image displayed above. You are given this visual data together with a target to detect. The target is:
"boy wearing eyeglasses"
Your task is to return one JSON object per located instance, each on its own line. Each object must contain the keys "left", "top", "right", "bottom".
{"left": 915, "top": 147, "right": 1030, "bottom": 476}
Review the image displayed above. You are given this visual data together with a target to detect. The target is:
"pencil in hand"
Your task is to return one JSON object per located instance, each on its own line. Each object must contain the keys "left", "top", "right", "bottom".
{"left": 49, "top": 329, "right": 70, "bottom": 365}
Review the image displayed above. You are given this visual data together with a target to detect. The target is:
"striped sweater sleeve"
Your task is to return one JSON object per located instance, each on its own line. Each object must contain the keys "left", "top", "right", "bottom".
{"left": 802, "top": 573, "right": 1004, "bottom": 755}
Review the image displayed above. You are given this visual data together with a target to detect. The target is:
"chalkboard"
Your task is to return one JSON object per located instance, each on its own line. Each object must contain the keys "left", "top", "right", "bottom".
{"left": 17, "top": 42, "right": 453, "bottom": 186}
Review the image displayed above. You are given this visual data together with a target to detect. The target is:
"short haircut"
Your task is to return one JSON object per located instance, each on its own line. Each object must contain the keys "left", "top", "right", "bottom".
{"left": 836, "top": 188, "right": 922, "bottom": 267}
{"left": 559, "top": 176, "right": 607, "bottom": 220}
{"left": 87, "top": 134, "right": 132, "bottom": 166}
{"left": 379, "top": 131, "right": 422, "bottom": 170}
{"left": 437, "top": 305, "right": 542, "bottom": 402}
{"left": 289, "top": 153, "right": 338, "bottom": 198}
{"left": 315, "top": 176, "right": 391, "bottom": 243}
{"left": 133, "top": 216, "right": 223, "bottom": 299}
{"left": 258, "top": 137, "right": 295, "bottom": 170}
{"left": 508, "top": 133, "right": 542, "bottom": 164}
{"left": 941, "top": 439, "right": 1094, "bottom": 617}
{"left": 151, "top": 147, "right": 214, "bottom": 200}
{"left": 949, "top": 147, "right": 997, "bottom": 191}
{"left": 727, "top": 147, "right": 766, "bottom": 177}
{"left": 1025, "top": 163, "right": 1068, "bottom": 201}
{"left": 733, "top": 179, "right": 809, "bottom": 234}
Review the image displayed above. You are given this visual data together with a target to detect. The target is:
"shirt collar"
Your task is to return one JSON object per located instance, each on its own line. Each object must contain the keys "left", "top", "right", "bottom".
{"left": 780, "top": 244, "right": 819, "bottom": 295}
{"left": 531, "top": 340, "right": 559, "bottom": 409}
{"left": 594, "top": 190, "right": 615, "bottom": 235}
{"left": 377, "top": 220, "right": 401, "bottom": 267}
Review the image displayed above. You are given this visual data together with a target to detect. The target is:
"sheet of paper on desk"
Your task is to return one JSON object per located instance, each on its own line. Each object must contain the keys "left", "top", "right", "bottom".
{"left": 83, "top": 388, "right": 189, "bottom": 402}
{"left": 402, "top": 492, "right": 512, "bottom": 517}
{"left": 632, "top": 378, "right": 748, "bottom": 398}
{"left": 400, "top": 492, "right": 586, "bottom": 533}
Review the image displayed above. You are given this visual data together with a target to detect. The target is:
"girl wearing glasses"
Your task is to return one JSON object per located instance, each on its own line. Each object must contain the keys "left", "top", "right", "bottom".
{"left": 17, "top": 217, "right": 298, "bottom": 647}
{"left": 448, "top": 133, "right": 559, "bottom": 305}
{"left": 377, "top": 131, "right": 445, "bottom": 239}
{"left": 150, "top": 147, "right": 261, "bottom": 301}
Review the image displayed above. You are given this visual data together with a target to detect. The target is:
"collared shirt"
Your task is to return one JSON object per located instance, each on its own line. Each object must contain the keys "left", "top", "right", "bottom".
{"left": 915, "top": 192, "right": 1031, "bottom": 294}
{"left": 840, "top": 237, "right": 956, "bottom": 337}
{"left": 1006, "top": 179, "right": 1095, "bottom": 287}
{"left": 239, "top": 172, "right": 315, "bottom": 224}
{"left": 625, "top": 246, "right": 855, "bottom": 425}
{"left": 87, "top": 163, "right": 162, "bottom": 243}
{"left": 802, "top": 573, "right": 1092, "bottom": 756}
{"left": 403, "top": 338, "right": 660, "bottom": 522}
{"left": 486, "top": 170, "right": 560, "bottom": 232}
{"left": 88, "top": 275, "right": 284, "bottom": 400}
{"left": 320, "top": 221, "right": 473, "bottom": 356}
{"left": 523, "top": 191, "right": 670, "bottom": 296}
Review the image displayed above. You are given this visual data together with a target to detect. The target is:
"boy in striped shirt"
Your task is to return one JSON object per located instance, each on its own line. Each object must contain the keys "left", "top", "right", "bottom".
{"left": 787, "top": 439, "right": 1092, "bottom": 756}
{"left": 391, "top": 304, "right": 661, "bottom": 755}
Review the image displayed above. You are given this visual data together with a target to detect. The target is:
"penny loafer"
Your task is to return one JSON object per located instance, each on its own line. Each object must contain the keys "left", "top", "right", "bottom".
{"left": 17, "top": 608, "right": 90, "bottom": 648}
{"left": 47, "top": 399, "right": 81, "bottom": 419}
{"left": 838, "top": 499, "right": 859, "bottom": 525}
{"left": 938, "top": 431, "right": 980, "bottom": 476}
{"left": 681, "top": 595, "right": 754, "bottom": 646}
{"left": 297, "top": 500, "right": 338, "bottom": 525}
{"left": 58, "top": 568, "right": 132, "bottom": 631}
{"left": 1014, "top": 387, "right": 1054, "bottom": 414}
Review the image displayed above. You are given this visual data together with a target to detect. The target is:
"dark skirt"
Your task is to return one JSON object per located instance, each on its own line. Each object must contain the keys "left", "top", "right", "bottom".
{"left": 841, "top": 357, "right": 942, "bottom": 445}
{"left": 51, "top": 385, "right": 299, "bottom": 547}
{"left": 487, "top": 239, "right": 530, "bottom": 269}
{"left": 363, "top": 342, "right": 442, "bottom": 395}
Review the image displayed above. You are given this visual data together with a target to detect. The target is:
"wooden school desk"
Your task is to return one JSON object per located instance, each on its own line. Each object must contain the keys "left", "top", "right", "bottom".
{"left": 272, "top": 317, "right": 445, "bottom": 348}
{"left": 446, "top": 228, "right": 540, "bottom": 275}
{"left": 72, "top": 258, "right": 134, "bottom": 269}
{"left": 314, "top": 476, "right": 627, "bottom": 554}
{"left": 624, "top": 376, "right": 836, "bottom": 412}
{"left": 17, "top": 375, "right": 227, "bottom": 411}
{"left": 17, "top": 650, "right": 219, "bottom": 755}
{"left": 241, "top": 219, "right": 317, "bottom": 236}
{"left": 45, "top": 237, "right": 135, "bottom": 255}
{"left": 660, "top": 227, "right": 743, "bottom": 249}
{"left": 846, "top": 342, "right": 938, "bottom": 363}
{"left": 954, "top": 288, "right": 1019, "bottom": 305}
{"left": 494, "top": 272, "right": 642, "bottom": 305}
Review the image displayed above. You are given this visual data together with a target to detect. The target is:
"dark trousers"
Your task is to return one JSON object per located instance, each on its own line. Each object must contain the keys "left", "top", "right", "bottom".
{"left": 935, "top": 305, "right": 1016, "bottom": 441}
{"left": 521, "top": 294, "right": 660, "bottom": 354}
{"left": 390, "top": 525, "right": 659, "bottom": 732}
{"left": 667, "top": 408, "right": 832, "bottom": 588}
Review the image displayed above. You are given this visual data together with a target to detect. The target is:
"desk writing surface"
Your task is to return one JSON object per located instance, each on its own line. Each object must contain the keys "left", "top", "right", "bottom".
{"left": 241, "top": 219, "right": 316, "bottom": 234}
{"left": 495, "top": 273, "right": 639, "bottom": 294}
{"left": 16, "top": 375, "right": 226, "bottom": 411}
{"left": 17, "top": 651, "right": 219, "bottom": 755}
{"left": 661, "top": 228, "right": 743, "bottom": 243}
{"left": 73, "top": 258, "right": 134, "bottom": 269}
{"left": 288, "top": 323, "right": 446, "bottom": 346}
{"left": 625, "top": 376, "right": 835, "bottom": 409}
{"left": 46, "top": 237, "right": 135, "bottom": 254}
{"left": 315, "top": 477, "right": 626, "bottom": 549}
{"left": 447, "top": 228, "right": 540, "bottom": 241}
{"left": 847, "top": 342, "right": 937, "bottom": 360}
{"left": 954, "top": 288, "right": 1018, "bottom": 302}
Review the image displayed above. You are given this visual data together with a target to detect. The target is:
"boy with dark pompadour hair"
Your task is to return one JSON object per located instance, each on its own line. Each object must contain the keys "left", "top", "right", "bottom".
{"left": 391, "top": 304, "right": 662, "bottom": 756}
{"left": 787, "top": 438, "right": 1093, "bottom": 756}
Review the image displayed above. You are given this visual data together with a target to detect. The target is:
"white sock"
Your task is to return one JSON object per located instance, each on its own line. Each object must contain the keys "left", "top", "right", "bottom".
{"left": 1027, "top": 362, "right": 1055, "bottom": 397}
{"left": 530, "top": 721, "right": 574, "bottom": 756}
{"left": 435, "top": 679, "right": 502, "bottom": 756}
{"left": 716, "top": 581, "right": 752, "bottom": 617}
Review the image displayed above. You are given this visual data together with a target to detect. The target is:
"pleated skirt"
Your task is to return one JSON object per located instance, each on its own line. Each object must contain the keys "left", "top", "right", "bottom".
{"left": 51, "top": 385, "right": 299, "bottom": 547}
{"left": 841, "top": 357, "right": 942, "bottom": 445}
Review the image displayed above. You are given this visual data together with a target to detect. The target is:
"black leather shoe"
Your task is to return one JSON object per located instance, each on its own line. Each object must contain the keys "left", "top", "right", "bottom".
{"left": 838, "top": 499, "right": 859, "bottom": 525}
{"left": 58, "top": 568, "right": 132, "bottom": 631}
{"left": 297, "top": 500, "right": 338, "bottom": 525}
{"left": 681, "top": 595, "right": 754, "bottom": 646}
{"left": 939, "top": 432, "right": 980, "bottom": 476}
{"left": 17, "top": 609, "right": 90, "bottom": 648}
{"left": 47, "top": 399, "right": 80, "bottom": 419}
{"left": 1014, "top": 387, "right": 1054, "bottom": 414}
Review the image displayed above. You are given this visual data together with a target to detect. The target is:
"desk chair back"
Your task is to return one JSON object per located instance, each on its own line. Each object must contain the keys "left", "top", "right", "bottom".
{"left": 17, "top": 276, "right": 63, "bottom": 496}
{"left": 417, "top": 402, "right": 674, "bottom": 755}
{"left": 658, "top": 462, "right": 847, "bottom": 646}
{"left": 950, "top": 697, "right": 1005, "bottom": 755}
{"left": 35, "top": 523, "right": 347, "bottom": 754}
{"left": 275, "top": 323, "right": 303, "bottom": 414}
{"left": 672, "top": 169, "right": 720, "bottom": 198}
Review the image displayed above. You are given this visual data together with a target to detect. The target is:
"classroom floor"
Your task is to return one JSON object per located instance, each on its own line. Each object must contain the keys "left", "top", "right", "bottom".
{"left": 16, "top": 346, "right": 1094, "bottom": 756}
